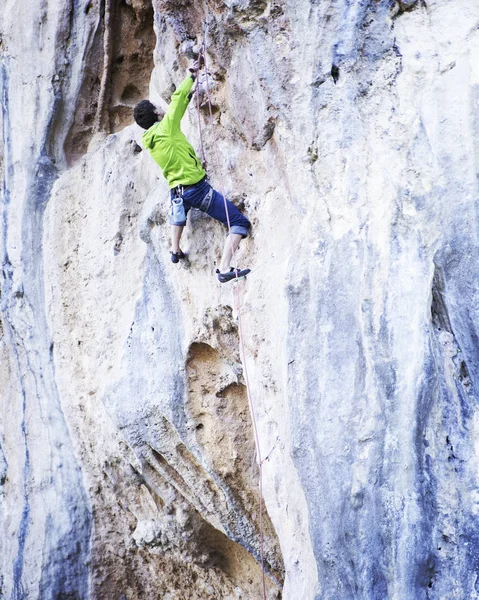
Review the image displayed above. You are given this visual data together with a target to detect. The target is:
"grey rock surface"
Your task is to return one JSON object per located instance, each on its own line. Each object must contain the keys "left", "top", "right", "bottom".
{"left": 2, "top": 0, "right": 479, "bottom": 598}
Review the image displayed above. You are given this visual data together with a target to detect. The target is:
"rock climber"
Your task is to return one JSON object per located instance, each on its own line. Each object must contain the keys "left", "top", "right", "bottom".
{"left": 133, "top": 55, "right": 251, "bottom": 283}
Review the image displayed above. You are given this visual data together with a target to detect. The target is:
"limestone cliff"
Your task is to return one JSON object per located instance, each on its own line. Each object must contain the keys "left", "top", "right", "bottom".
{"left": 2, "top": 0, "right": 479, "bottom": 598}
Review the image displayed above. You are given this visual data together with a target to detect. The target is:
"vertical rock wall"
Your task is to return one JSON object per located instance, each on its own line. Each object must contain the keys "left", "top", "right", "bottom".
{"left": 2, "top": 0, "right": 479, "bottom": 598}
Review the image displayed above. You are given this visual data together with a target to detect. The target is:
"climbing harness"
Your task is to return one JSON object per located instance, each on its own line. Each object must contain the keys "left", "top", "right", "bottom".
{"left": 170, "top": 180, "right": 214, "bottom": 225}
{"left": 195, "top": 20, "right": 269, "bottom": 600}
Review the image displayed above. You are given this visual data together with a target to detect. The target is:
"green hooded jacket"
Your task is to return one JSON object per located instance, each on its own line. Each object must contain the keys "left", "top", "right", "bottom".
{"left": 142, "top": 75, "right": 206, "bottom": 189}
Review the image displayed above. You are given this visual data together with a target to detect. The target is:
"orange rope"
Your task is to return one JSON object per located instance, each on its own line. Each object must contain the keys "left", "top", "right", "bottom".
{"left": 195, "top": 22, "right": 268, "bottom": 600}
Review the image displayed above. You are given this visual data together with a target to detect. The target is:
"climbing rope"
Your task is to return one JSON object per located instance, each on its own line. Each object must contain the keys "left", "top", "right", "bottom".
{"left": 195, "top": 21, "right": 268, "bottom": 600}
{"left": 194, "top": 42, "right": 206, "bottom": 165}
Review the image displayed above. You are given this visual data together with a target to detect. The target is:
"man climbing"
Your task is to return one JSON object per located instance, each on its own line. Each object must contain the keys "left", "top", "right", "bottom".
{"left": 133, "top": 56, "right": 251, "bottom": 283}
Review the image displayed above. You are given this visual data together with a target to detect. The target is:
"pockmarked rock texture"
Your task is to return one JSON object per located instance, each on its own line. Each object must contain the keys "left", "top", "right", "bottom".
{"left": 2, "top": 0, "right": 479, "bottom": 598}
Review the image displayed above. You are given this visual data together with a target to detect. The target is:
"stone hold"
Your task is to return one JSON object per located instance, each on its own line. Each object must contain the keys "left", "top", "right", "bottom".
{"left": 132, "top": 507, "right": 216, "bottom": 567}
{"left": 125, "top": 0, "right": 152, "bottom": 12}
{"left": 208, "top": 305, "right": 237, "bottom": 336}
{"left": 312, "top": 73, "right": 327, "bottom": 88}
{"left": 224, "top": 0, "right": 268, "bottom": 20}
{"left": 139, "top": 203, "right": 166, "bottom": 243}
{"left": 307, "top": 143, "right": 319, "bottom": 164}
{"left": 113, "top": 232, "right": 123, "bottom": 255}
{"left": 179, "top": 38, "right": 198, "bottom": 59}
{"left": 252, "top": 116, "right": 276, "bottom": 151}
{"left": 129, "top": 140, "right": 142, "bottom": 155}
{"left": 397, "top": 0, "right": 420, "bottom": 12}
{"left": 195, "top": 73, "right": 221, "bottom": 112}
{"left": 0, "top": 445, "right": 7, "bottom": 487}
{"left": 331, "top": 64, "right": 340, "bottom": 84}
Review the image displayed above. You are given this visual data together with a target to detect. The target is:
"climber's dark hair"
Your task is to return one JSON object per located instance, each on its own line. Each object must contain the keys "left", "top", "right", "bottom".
{"left": 133, "top": 100, "right": 158, "bottom": 130}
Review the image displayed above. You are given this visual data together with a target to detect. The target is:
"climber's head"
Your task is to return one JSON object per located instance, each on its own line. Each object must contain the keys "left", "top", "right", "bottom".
{"left": 133, "top": 100, "right": 164, "bottom": 130}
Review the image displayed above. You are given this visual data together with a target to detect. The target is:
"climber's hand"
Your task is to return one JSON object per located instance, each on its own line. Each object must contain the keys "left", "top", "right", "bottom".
{"left": 188, "top": 53, "right": 205, "bottom": 76}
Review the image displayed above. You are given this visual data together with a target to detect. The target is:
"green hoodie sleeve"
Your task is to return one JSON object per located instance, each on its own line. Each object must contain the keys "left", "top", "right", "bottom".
{"left": 161, "top": 75, "right": 194, "bottom": 134}
{"left": 141, "top": 74, "right": 205, "bottom": 188}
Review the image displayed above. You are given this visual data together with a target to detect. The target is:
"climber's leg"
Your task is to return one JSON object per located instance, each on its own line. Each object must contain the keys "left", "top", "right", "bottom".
{"left": 220, "top": 233, "right": 243, "bottom": 272}
{"left": 179, "top": 180, "right": 251, "bottom": 278}
{"left": 205, "top": 188, "right": 251, "bottom": 279}
{"left": 169, "top": 188, "right": 191, "bottom": 262}
{"left": 170, "top": 225, "right": 186, "bottom": 263}
{"left": 171, "top": 225, "right": 184, "bottom": 254}
{"left": 206, "top": 189, "right": 251, "bottom": 239}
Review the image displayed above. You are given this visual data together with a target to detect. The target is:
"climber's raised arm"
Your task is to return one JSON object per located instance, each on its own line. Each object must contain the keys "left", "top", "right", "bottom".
{"left": 159, "top": 54, "right": 204, "bottom": 131}
{"left": 160, "top": 75, "right": 195, "bottom": 133}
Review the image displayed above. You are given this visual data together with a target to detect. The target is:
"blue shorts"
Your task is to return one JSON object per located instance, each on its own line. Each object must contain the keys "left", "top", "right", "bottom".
{"left": 169, "top": 178, "right": 250, "bottom": 238}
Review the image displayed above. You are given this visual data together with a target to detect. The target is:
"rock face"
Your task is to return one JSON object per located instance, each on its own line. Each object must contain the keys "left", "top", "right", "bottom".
{"left": 2, "top": 0, "right": 479, "bottom": 598}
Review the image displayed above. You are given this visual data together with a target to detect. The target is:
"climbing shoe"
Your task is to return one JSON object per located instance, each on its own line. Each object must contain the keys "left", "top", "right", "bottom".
{"left": 170, "top": 250, "right": 185, "bottom": 264}
{"left": 216, "top": 267, "right": 251, "bottom": 283}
